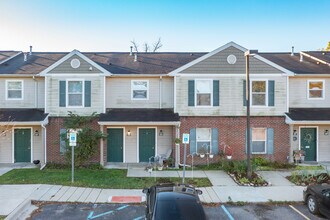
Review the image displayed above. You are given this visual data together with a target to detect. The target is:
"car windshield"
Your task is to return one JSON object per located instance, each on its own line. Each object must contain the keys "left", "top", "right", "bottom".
{"left": 154, "top": 199, "right": 204, "bottom": 220}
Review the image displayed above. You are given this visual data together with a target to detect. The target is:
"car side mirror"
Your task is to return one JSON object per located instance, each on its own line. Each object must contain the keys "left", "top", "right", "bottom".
{"left": 142, "top": 188, "right": 149, "bottom": 194}
{"left": 196, "top": 189, "right": 203, "bottom": 195}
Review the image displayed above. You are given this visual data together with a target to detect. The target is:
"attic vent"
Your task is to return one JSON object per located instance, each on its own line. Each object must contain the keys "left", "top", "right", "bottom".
{"left": 70, "top": 58, "right": 81, "bottom": 68}
{"left": 227, "top": 54, "right": 237, "bottom": 64}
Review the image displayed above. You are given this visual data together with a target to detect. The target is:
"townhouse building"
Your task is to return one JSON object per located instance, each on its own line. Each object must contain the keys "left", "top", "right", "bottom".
{"left": 0, "top": 42, "right": 329, "bottom": 167}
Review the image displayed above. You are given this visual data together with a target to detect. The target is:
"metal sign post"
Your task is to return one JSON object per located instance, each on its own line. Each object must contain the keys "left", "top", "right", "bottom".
{"left": 182, "top": 133, "right": 189, "bottom": 184}
{"left": 69, "top": 131, "right": 77, "bottom": 183}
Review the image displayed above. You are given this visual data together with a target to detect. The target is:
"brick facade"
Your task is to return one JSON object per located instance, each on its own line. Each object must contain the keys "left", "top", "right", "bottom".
{"left": 178, "top": 116, "right": 290, "bottom": 165}
{"left": 46, "top": 117, "right": 101, "bottom": 164}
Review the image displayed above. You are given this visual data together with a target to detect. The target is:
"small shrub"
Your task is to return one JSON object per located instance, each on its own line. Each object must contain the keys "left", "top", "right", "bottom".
{"left": 252, "top": 157, "right": 270, "bottom": 166}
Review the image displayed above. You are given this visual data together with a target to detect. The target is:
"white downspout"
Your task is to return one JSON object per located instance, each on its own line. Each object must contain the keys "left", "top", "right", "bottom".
{"left": 40, "top": 123, "right": 47, "bottom": 170}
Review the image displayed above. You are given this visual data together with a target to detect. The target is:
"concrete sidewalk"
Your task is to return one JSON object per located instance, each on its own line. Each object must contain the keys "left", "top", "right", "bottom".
{"left": 0, "top": 168, "right": 305, "bottom": 218}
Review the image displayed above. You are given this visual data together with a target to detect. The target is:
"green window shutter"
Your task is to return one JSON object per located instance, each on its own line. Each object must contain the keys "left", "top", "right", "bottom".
{"left": 243, "top": 80, "right": 246, "bottom": 106}
{"left": 213, "top": 80, "right": 219, "bottom": 106}
{"left": 85, "top": 81, "right": 91, "bottom": 107}
{"left": 188, "top": 80, "right": 195, "bottom": 106}
{"left": 245, "top": 128, "right": 252, "bottom": 154}
{"left": 60, "top": 128, "right": 67, "bottom": 155}
{"left": 189, "top": 128, "right": 196, "bottom": 154}
{"left": 59, "top": 81, "right": 66, "bottom": 107}
{"left": 267, "top": 128, "right": 274, "bottom": 154}
{"left": 211, "top": 128, "right": 219, "bottom": 154}
{"left": 268, "top": 80, "right": 275, "bottom": 106}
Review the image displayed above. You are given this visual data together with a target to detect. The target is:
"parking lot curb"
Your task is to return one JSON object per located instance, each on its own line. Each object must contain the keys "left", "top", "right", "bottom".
{"left": 5, "top": 199, "right": 36, "bottom": 220}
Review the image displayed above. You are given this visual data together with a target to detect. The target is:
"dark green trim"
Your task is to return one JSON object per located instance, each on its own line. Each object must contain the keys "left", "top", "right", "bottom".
{"left": 213, "top": 80, "right": 219, "bottom": 106}
{"left": 268, "top": 80, "right": 275, "bottom": 106}
{"left": 188, "top": 80, "right": 195, "bottom": 106}
{"left": 59, "top": 81, "right": 66, "bottom": 107}
{"left": 84, "top": 81, "right": 91, "bottom": 107}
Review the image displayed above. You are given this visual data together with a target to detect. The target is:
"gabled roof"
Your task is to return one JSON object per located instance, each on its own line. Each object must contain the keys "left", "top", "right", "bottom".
{"left": 0, "top": 51, "right": 205, "bottom": 75}
{"left": 39, "top": 50, "right": 112, "bottom": 76}
{"left": 0, "top": 51, "right": 22, "bottom": 64}
{"left": 0, "top": 52, "right": 66, "bottom": 75}
{"left": 303, "top": 51, "right": 330, "bottom": 64}
{"left": 168, "top": 42, "right": 293, "bottom": 76}
{"left": 259, "top": 52, "right": 330, "bottom": 74}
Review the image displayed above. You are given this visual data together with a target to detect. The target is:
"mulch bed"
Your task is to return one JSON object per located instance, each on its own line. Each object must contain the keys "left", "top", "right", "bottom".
{"left": 228, "top": 171, "right": 269, "bottom": 187}
{"left": 286, "top": 173, "right": 330, "bottom": 186}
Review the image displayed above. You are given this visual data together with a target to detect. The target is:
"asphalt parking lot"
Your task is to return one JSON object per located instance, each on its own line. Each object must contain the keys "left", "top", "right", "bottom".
{"left": 30, "top": 202, "right": 327, "bottom": 220}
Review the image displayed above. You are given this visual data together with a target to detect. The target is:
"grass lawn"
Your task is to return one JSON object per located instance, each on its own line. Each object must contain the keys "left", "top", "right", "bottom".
{"left": 0, "top": 168, "right": 211, "bottom": 189}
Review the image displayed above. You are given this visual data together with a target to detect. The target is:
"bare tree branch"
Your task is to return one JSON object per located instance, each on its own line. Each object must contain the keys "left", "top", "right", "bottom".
{"left": 131, "top": 40, "right": 139, "bottom": 53}
{"left": 153, "top": 37, "right": 163, "bottom": 52}
{"left": 143, "top": 42, "right": 149, "bottom": 52}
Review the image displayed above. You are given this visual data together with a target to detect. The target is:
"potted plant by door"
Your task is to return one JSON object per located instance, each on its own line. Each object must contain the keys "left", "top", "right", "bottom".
{"left": 174, "top": 138, "right": 181, "bottom": 145}
{"left": 225, "top": 146, "right": 233, "bottom": 160}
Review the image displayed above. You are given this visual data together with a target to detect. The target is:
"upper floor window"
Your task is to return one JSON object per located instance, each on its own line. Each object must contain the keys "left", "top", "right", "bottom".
{"left": 131, "top": 80, "right": 149, "bottom": 100}
{"left": 308, "top": 80, "right": 324, "bottom": 99}
{"left": 251, "top": 80, "right": 266, "bottom": 106}
{"left": 252, "top": 128, "right": 267, "bottom": 154}
{"left": 196, "top": 80, "right": 212, "bottom": 106}
{"left": 6, "top": 80, "right": 23, "bottom": 100}
{"left": 68, "top": 80, "right": 83, "bottom": 106}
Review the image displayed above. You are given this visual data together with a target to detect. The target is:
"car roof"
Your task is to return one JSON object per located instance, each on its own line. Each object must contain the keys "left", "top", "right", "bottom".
{"left": 156, "top": 191, "right": 198, "bottom": 201}
{"left": 154, "top": 184, "right": 198, "bottom": 195}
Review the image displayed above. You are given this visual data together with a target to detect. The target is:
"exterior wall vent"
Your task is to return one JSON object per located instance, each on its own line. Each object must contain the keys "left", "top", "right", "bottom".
{"left": 130, "top": 46, "right": 133, "bottom": 56}
{"left": 134, "top": 53, "right": 137, "bottom": 62}
{"left": 29, "top": 46, "right": 32, "bottom": 55}
{"left": 291, "top": 46, "right": 294, "bottom": 56}
{"left": 24, "top": 53, "right": 27, "bottom": 61}
{"left": 300, "top": 53, "right": 303, "bottom": 62}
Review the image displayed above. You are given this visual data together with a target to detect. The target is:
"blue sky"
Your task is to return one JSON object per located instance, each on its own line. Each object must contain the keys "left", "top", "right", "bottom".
{"left": 0, "top": 0, "right": 329, "bottom": 52}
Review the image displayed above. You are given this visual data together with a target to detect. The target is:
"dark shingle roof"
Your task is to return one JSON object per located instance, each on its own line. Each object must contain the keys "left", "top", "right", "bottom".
{"left": 0, "top": 109, "right": 48, "bottom": 122}
{"left": 303, "top": 51, "right": 330, "bottom": 63}
{"left": 99, "top": 108, "right": 180, "bottom": 122}
{"left": 0, "top": 51, "right": 21, "bottom": 63}
{"left": 285, "top": 108, "right": 330, "bottom": 121}
{"left": 0, "top": 52, "right": 205, "bottom": 75}
{"left": 259, "top": 53, "right": 330, "bottom": 74}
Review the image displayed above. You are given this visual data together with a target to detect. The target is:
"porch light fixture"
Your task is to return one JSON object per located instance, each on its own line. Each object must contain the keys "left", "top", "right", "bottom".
{"left": 159, "top": 129, "right": 164, "bottom": 136}
{"left": 34, "top": 130, "right": 39, "bottom": 136}
{"left": 127, "top": 130, "right": 131, "bottom": 136}
{"left": 293, "top": 130, "right": 298, "bottom": 136}
{"left": 324, "top": 129, "right": 329, "bottom": 136}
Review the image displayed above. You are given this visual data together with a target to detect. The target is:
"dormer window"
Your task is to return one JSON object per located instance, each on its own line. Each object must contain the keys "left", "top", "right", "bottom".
{"left": 6, "top": 80, "right": 23, "bottom": 100}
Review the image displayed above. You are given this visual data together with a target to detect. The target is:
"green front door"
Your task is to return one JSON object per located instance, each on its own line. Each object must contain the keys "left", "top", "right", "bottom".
{"left": 300, "top": 128, "right": 317, "bottom": 161}
{"left": 107, "top": 128, "right": 124, "bottom": 162}
{"left": 139, "top": 128, "right": 155, "bottom": 162}
{"left": 14, "top": 129, "right": 31, "bottom": 162}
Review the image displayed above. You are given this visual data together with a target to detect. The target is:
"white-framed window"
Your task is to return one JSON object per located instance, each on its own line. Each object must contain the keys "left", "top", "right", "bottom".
{"left": 252, "top": 128, "right": 267, "bottom": 154}
{"left": 251, "top": 80, "right": 267, "bottom": 106}
{"left": 67, "top": 80, "right": 84, "bottom": 107}
{"left": 6, "top": 80, "right": 23, "bottom": 100}
{"left": 196, "top": 79, "right": 212, "bottom": 106}
{"left": 308, "top": 80, "right": 324, "bottom": 99}
{"left": 196, "top": 128, "right": 211, "bottom": 153}
{"left": 131, "top": 80, "right": 149, "bottom": 100}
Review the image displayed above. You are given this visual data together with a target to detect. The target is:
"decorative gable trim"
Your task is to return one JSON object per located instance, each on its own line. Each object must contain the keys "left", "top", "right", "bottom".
{"left": 38, "top": 49, "right": 112, "bottom": 76}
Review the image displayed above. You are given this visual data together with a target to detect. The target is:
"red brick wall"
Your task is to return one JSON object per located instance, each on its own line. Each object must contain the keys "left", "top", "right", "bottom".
{"left": 46, "top": 117, "right": 101, "bottom": 164}
{"left": 179, "top": 116, "right": 290, "bottom": 165}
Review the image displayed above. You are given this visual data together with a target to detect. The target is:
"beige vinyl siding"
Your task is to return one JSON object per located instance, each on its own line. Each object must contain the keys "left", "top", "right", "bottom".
{"left": 46, "top": 76, "right": 104, "bottom": 116}
{"left": 108, "top": 125, "right": 173, "bottom": 163}
{"left": 0, "top": 128, "right": 12, "bottom": 163}
{"left": 37, "top": 79, "right": 45, "bottom": 108}
{"left": 289, "top": 77, "right": 330, "bottom": 108}
{"left": 181, "top": 46, "right": 282, "bottom": 74}
{"left": 176, "top": 75, "right": 287, "bottom": 116}
{"left": 32, "top": 125, "right": 44, "bottom": 164}
{"left": 0, "top": 78, "right": 38, "bottom": 108}
{"left": 49, "top": 55, "right": 102, "bottom": 74}
{"left": 106, "top": 77, "right": 174, "bottom": 109}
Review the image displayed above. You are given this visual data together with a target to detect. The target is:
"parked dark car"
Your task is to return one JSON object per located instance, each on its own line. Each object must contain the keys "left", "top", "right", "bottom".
{"left": 142, "top": 183, "right": 206, "bottom": 220}
{"left": 303, "top": 184, "right": 330, "bottom": 218}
